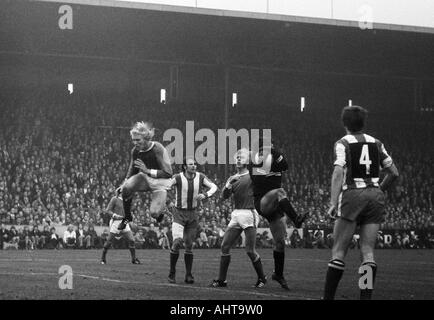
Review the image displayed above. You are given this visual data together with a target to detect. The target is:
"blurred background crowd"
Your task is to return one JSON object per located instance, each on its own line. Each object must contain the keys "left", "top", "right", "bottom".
{"left": 0, "top": 88, "right": 432, "bottom": 250}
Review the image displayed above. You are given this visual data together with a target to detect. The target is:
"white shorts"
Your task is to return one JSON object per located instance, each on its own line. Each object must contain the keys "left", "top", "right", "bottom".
{"left": 109, "top": 219, "right": 131, "bottom": 235}
{"left": 146, "top": 176, "right": 172, "bottom": 192}
{"left": 227, "top": 209, "right": 259, "bottom": 230}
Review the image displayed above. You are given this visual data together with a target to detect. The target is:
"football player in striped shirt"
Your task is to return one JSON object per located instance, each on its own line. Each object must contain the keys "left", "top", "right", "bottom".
{"left": 323, "top": 105, "right": 399, "bottom": 300}
{"left": 210, "top": 149, "right": 267, "bottom": 289}
{"left": 116, "top": 122, "right": 173, "bottom": 230}
{"left": 167, "top": 158, "right": 218, "bottom": 284}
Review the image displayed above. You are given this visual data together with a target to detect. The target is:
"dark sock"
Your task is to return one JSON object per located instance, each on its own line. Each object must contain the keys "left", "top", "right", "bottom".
{"left": 273, "top": 250, "right": 284, "bottom": 278}
{"left": 184, "top": 252, "right": 193, "bottom": 275}
{"left": 360, "top": 262, "right": 377, "bottom": 300}
{"left": 252, "top": 257, "right": 266, "bottom": 280}
{"left": 122, "top": 198, "right": 133, "bottom": 221}
{"left": 218, "top": 254, "right": 231, "bottom": 281}
{"left": 278, "top": 198, "right": 298, "bottom": 222}
{"left": 129, "top": 247, "right": 136, "bottom": 260}
{"left": 170, "top": 251, "right": 179, "bottom": 274}
{"left": 323, "top": 259, "right": 345, "bottom": 300}
{"left": 102, "top": 247, "right": 108, "bottom": 260}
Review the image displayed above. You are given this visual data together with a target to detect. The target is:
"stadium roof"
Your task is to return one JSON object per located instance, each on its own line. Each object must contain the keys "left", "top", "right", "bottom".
{"left": 1, "top": 0, "right": 434, "bottom": 80}
{"left": 37, "top": 0, "right": 434, "bottom": 34}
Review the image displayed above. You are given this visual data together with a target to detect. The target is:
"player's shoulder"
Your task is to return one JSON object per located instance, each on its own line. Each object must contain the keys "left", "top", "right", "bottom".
{"left": 152, "top": 141, "right": 166, "bottom": 152}
{"left": 336, "top": 134, "right": 354, "bottom": 145}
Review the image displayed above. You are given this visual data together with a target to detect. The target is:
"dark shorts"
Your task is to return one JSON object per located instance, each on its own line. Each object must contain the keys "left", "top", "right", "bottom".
{"left": 254, "top": 196, "right": 284, "bottom": 223}
{"left": 337, "top": 187, "right": 386, "bottom": 225}
{"left": 172, "top": 208, "right": 198, "bottom": 227}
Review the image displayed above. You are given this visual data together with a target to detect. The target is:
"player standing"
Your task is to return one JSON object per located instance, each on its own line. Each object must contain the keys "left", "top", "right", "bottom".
{"left": 323, "top": 105, "right": 399, "bottom": 300}
{"left": 117, "top": 121, "right": 173, "bottom": 230}
{"left": 101, "top": 194, "right": 141, "bottom": 265}
{"left": 250, "top": 140, "right": 309, "bottom": 290}
{"left": 210, "top": 149, "right": 267, "bottom": 288}
{"left": 167, "top": 158, "right": 218, "bottom": 284}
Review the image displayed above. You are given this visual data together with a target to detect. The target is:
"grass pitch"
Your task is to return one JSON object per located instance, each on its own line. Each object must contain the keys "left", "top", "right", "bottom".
{"left": 0, "top": 248, "right": 433, "bottom": 300}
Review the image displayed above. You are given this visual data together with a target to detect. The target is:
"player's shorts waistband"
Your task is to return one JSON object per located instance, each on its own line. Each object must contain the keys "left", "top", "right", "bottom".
{"left": 175, "top": 207, "right": 197, "bottom": 211}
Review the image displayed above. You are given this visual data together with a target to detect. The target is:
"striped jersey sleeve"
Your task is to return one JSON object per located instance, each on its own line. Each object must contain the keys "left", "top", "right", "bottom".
{"left": 333, "top": 139, "right": 347, "bottom": 167}
{"left": 376, "top": 139, "right": 393, "bottom": 168}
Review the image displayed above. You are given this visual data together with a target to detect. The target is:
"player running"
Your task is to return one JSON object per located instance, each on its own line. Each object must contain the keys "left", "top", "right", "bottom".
{"left": 250, "top": 139, "right": 309, "bottom": 290}
{"left": 323, "top": 105, "right": 399, "bottom": 300}
{"left": 101, "top": 194, "right": 141, "bottom": 265}
{"left": 117, "top": 121, "right": 173, "bottom": 230}
{"left": 210, "top": 149, "right": 267, "bottom": 289}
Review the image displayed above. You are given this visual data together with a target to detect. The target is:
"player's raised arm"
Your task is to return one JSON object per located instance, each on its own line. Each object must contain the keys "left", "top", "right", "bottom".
{"left": 151, "top": 142, "right": 173, "bottom": 179}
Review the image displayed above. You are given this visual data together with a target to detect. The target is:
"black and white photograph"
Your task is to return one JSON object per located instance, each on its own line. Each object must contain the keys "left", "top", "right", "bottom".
{"left": 0, "top": 0, "right": 433, "bottom": 309}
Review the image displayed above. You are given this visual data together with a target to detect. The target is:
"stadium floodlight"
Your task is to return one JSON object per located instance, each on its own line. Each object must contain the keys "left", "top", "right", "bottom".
{"left": 300, "top": 97, "right": 305, "bottom": 112}
{"left": 67, "top": 83, "right": 73, "bottom": 94}
{"left": 232, "top": 93, "right": 237, "bottom": 107}
{"left": 160, "top": 89, "right": 166, "bottom": 104}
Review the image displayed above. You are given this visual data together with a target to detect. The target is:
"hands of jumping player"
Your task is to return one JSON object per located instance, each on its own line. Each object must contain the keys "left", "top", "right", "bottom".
{"left": 225, "top": 174, "right": 240, "bottom": 189}
{"left": 134, "top": 159, "right": 150, "bottom": 175}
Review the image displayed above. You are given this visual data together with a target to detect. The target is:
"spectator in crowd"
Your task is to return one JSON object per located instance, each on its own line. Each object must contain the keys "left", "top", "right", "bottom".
{"left": 48, "top": 227, "right": 60, "bottom": 249}
{"left": 158, "top": 226, "right": 171, "bottom": 250}
{"left": 197, "top": 226, "right": 209, "bottom": 249}
{"left": 312, "top": 230, "right": 326, "bottom": 249}
{"left": 8, "top": 226, "right": 19, "bottom": 247}
{"left": 85, "top": 225, "right": 100, "bottom": 249}
{"left": 39, "top": 225, "right": 51, "bottom": 249}
{"left": 63, "top": 225, "right": 76, "bottom": 249}
{"left": 75, "top": 223, "right": 86, "bottom": 249}
{"left": 134, "top": 229, "right": 146, "bottom": 249}
{"left": 0, "top": 88, "right": 432, "bottom": 251}
{"left": 290, "top": 229, "right": 303, "bottom": 248}
{"left": 18, "top": 226, "right": 33, "bottom": 250}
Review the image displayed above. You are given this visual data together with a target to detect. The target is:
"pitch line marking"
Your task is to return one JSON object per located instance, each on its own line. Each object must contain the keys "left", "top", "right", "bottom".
{"left": 73, "top": 273, "right": 318, "bottom": 300}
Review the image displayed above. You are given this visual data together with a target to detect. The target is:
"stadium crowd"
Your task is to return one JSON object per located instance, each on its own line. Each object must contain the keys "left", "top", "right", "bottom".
{"left": 0, "top": 88, "right": 433, "bottom": 250}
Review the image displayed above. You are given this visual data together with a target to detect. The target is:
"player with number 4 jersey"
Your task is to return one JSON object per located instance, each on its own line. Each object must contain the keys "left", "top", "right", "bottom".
{"left": 323, "top": 105, "right": 399, "bottom": 300}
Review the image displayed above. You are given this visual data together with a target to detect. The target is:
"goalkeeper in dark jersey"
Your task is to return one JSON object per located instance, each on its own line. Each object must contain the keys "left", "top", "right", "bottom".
{"left": 250, "top": 139, "right": 309, "bottom": 290}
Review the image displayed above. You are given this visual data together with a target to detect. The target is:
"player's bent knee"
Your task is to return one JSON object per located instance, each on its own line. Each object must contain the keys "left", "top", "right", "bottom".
{"left": 276, "top": 188, "right": 287, "bottom": 198}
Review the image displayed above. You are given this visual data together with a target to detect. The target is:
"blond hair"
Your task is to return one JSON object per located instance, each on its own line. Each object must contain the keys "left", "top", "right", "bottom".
{"left": 130, "top": 121, "right": 155, "bottom": 140}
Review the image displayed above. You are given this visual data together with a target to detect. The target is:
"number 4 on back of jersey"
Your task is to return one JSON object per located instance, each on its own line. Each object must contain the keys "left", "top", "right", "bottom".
{"left": 359, "top": 144, "right": 372, "bottom": 175}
